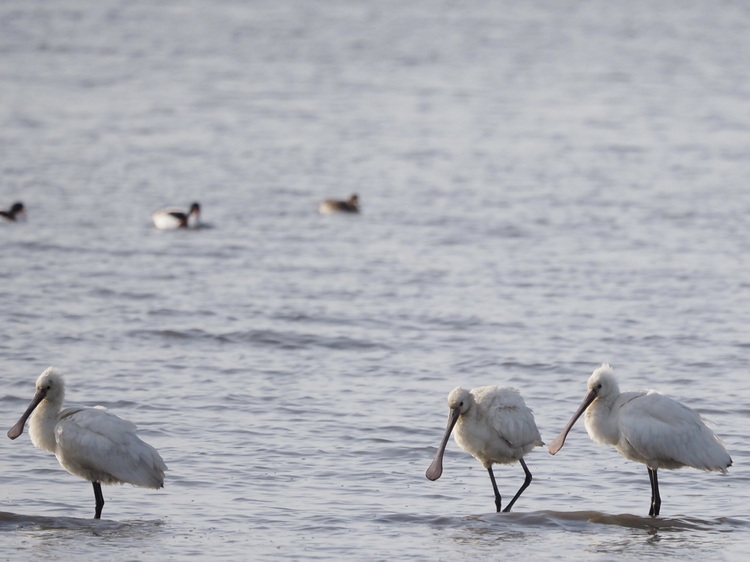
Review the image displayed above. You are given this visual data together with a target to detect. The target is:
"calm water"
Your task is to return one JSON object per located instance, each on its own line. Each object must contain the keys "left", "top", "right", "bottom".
{"left": 1, "top": 0, "right": 749, "bottom": 559}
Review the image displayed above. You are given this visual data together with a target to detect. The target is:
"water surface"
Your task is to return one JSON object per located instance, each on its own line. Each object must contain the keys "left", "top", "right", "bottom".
{"left": 1, "top": 0, "right": 749, "bottom": 560}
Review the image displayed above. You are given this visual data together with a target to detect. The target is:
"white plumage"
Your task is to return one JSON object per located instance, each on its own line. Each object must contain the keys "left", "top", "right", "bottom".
{"left": 8, "top": 367, "right": 167, "bottom": 519}
{"left": 426, "top": 386, "right": 543, "bottom": 512}
{"left": 548, "top": 364, "right": 731, "bottom": 516}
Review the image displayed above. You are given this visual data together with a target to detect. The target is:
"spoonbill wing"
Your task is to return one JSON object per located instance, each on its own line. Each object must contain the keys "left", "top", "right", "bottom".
{"left": 55, "top": 407, "right": 166, "bottom": 488}
{"left": 617, "top": 391, "right": 731, "bottom": 472}
{"left": 486, "top": 390, "right": 543, "bottom": 449}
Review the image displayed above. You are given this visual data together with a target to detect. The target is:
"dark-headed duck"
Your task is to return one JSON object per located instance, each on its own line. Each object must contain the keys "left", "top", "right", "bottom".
{"left": 318, "top": 194, "right": 360, "bottom": 214}
{"left": 152, "top": 202, "right": 200, "bottom": 229}
{"left": 0, "top": 202, "right": 25, "bottom": 221}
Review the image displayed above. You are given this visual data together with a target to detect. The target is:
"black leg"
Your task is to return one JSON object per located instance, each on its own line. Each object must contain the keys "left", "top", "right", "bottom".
{"left": 487, "top": 466, "right": 502, "bottom": 512}
{"left": 647, "top": 468, "right": 661, "bottom": 517}
{"left": 93, "top": 482, "right": 104, "bottom": 519}
{"left": 503, "top": 458, "right": 533, "bottom": 513}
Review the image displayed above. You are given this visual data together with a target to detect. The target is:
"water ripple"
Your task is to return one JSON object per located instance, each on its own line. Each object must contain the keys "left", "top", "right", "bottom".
{"left": 126, "top": 327, "right": 383, "bottom": 350}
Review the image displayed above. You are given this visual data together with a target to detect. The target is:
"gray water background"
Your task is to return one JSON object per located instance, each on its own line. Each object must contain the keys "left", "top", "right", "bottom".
{"left": 1, "top": 0, "right": 749, "bottom": 560}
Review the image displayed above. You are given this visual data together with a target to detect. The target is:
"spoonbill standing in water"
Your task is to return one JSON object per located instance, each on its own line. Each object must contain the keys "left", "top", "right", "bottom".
{"left": 7, "top": 367, "right": 167, "bottom": 519}
{"left": 548, "top": 364, "right": 732, "bottom": 517}
{"left": 426, "top": 386, "right": 543, "bottom": 512}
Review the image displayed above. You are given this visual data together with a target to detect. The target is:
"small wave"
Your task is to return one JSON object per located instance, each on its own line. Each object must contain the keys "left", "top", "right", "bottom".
{"left": 91, "top": 287, "right": 157, "bottom": 300}
{"left": 528, "top": 510, "right": 740, "bottom": 532}
{"left": 126, "top": 327, "right": 382, "bottom": 351}
{"left": 224, "top": 329, "right": 382, "bottom": 350}
{"left": 375, "top": 510, "right": 747, "bottom": 534}
{"left": 0, "top": 511, "right": 164, "bottom": 534}
{"left": 127, "top": 328, "right": 232, "bottom": 344}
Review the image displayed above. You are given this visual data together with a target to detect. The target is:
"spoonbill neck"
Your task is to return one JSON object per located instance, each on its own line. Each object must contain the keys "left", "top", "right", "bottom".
{"left": 28, "top": 397, "right": 61, "bottom": 453}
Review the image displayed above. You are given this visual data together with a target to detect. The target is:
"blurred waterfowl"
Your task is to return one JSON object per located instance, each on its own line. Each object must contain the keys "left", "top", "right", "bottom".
{"left": 1, "top": 202, "right": 25, "bottom": 221}
{"left": 426, "top": 386, "right": 543, "bottom": 513}
{"left": 7, "top": 367, "right": 167, "bottom": 519}
{"left": 152, "top": 202, "right": 200, "bottom": 229}
{"left": 318, "top": 193, "right": 360, "bottom": 214}
{"left": 548, "top": 364, "right": 732, "bottom": 517}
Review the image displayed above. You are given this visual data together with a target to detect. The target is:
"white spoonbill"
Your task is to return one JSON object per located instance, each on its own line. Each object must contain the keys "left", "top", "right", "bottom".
{"left": 426, "top": 386, "right": 543, "bottom": 512}
{"left": 152, "top": 201, "right": 200, "bottom": 229}
{"left": 7, "top": 367, "right": 167, "bottom": 519}
{"left": 548, "top": 364, "right": 732, "bottom": 517}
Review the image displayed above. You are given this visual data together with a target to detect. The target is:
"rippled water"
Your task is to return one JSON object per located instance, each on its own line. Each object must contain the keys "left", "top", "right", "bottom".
{"left": 1, "top": 0, "right": 749, "bottom": 559}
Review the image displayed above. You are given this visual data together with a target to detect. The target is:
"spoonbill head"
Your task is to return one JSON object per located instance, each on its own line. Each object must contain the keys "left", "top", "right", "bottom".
{"left": 8, "top": 367, "right": 167, "bottom": 519}
{"left": 548, "top": 364, "right": 732, "bottom": 516}
{"left": 426, "top": 385, "right": 543, "bottom": 512}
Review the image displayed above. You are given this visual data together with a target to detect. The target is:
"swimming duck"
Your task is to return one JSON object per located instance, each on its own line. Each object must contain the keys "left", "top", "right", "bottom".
{"left": 152, "top": 202, "right": 200, "bottom": 229}
{"left": 0, "top": 202, "right": 25, "bottom": 221}
{"left": 318, "top": 194, "right": 360, "bottom": 214}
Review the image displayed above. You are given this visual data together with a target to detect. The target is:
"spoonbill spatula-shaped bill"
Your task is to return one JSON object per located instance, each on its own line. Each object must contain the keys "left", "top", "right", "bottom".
{"left": 548, "top": 364, "right": 732, "bottom": 517}
{"left": 7, "top": 367, "right": 167, "bottom": 519}
{"left": 426, "top": 386, "right": 543, "bottom": 513}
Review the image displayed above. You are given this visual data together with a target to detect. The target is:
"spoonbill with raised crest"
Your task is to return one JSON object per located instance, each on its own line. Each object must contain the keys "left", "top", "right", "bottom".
{"left": 426, "top": 386, "right": 543, "bottom": 512}
{"left": 548, "top": 364, "right": 732, "bottom": 516}
{"left": 7, "top": 367, "right": 168, "bottom": 519}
